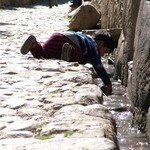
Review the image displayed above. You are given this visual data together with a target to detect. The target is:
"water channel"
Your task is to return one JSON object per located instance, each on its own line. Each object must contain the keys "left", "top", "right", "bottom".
{"left": 98, "top": 58, "right": 150, "bottom": 149}
{"left": 1, "top": 1, "right": 150, "bottom": 149}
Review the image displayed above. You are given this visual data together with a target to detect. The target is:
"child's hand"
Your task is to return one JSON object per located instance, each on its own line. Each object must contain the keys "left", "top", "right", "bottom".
{"left": 101, "top": 84, "right": 112, "bottom": 95}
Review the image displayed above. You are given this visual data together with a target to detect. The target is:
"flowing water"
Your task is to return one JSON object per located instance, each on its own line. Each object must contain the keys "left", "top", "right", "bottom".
{"left": 109, "top": 80, "right": 149, "bottom": 150}
{"left": 98, "top": 59, "right": 150, "bottom": 149}
{"left": 1, "top": 2, "right": 149, "bottom": 149}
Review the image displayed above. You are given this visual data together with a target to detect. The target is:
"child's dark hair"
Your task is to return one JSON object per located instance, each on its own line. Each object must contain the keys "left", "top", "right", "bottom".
{"left": 92, "top": 30, "right": 115, "bottom": 53}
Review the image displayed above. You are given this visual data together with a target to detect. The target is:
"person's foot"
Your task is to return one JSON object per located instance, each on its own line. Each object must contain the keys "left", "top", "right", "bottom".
{"left": 20, "top": 35, "right": 36, "bottom": 55}
{"left": 61, "top": 43, "right": 72, "bottom": 62}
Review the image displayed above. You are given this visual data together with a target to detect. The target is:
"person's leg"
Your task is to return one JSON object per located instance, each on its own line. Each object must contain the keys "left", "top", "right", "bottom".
{"left": 71, "top": 0, "right": 82, "bottom": 7}
{"left": 20, "top": 35, "right": 46, "bottom": 59}
{"left": 54, "top": 0, "right": 58, "bottom": 6}
{"left": 20, "top": 33, "right": 67, "bottom": 60}
{"left": 70, "top": 45, "right": 84, "bottom": 64}
{"left": 30, "top": 42, "right": 46, "bottom": 59}
{"left": 49, "top": 0, "right": 52, "bottom": 8}
{"left": 41, "top": 33, "right": 84, "bottom": 63}
{"left": 42, "top": 33, "right": 63, "bottom": 59}
{"left": 61, "top": 43, "right": 84, "bottom": 64}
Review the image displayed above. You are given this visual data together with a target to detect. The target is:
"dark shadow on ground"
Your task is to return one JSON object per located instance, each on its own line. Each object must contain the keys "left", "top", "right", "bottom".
{"left": 0, "top": 7, "right": 18, "bottom": 10}
{"left": 0, "top": 0, "right": 70, "bottom": 10}
{"left": 0, "top": 5, "right": 35, "bottom": 10}
{"left": 35, "top": 0, "right": 70, "bottom": 6}
{"left": 58, "top": 0, "right": 70, "bottom": 4}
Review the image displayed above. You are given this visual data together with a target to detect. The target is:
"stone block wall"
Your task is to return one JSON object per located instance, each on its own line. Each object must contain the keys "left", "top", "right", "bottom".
{"left": 90, "top": 0, "right": 150, "bottom": 137}
{"left": 131, "top": 0, "right": 150, "bottom": 132}
{"left": 113, "top": 0, "right": 141, "bottom": 86}
{"left": 90, "top": 0, "right": 123, "bottom": 29}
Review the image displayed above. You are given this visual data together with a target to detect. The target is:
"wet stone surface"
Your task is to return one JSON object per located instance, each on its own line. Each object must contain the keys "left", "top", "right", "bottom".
{"left": 0, "top": 4, "right": 118, "bottom": 150}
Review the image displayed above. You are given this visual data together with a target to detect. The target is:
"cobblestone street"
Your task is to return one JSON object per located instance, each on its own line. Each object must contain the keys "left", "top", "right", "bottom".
{"left": 0, "top": 3, "right": 118, "bottom": 150}
{"left": 0, "top": 3, "right": 69, "bottom": 54}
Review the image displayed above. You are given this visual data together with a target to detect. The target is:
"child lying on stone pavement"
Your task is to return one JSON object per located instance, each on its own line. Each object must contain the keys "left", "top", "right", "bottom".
{"left": 20, "top": 30, "right": 115, "bottom": 95}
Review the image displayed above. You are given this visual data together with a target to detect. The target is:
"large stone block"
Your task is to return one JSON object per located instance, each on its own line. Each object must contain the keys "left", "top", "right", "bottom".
{"left": 90, "top": 0, "right": 123, "bottom": 29}
{"left": 113, "top": 0, "right": 141, "bottom": 86}
{"left": 68, "top": 3, "right": 100, "bottom": 31}
{"left": 131, "top": 0, "right": 150, "bottom": 131}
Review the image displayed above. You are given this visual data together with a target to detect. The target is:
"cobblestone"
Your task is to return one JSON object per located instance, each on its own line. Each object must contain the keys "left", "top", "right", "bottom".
{"left": 0, "top": 3, "right": 118, "bottom": 150}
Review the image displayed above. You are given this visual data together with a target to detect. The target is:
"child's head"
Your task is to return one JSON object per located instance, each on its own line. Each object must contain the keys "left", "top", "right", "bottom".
{"left": 92, "top": 30, "right": 115, "bottom": 53}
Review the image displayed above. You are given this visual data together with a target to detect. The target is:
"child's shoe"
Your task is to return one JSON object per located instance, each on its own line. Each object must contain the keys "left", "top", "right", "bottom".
{"left": 61, "top": 43, "right": 72, "bottom": 61}
{"left": 21, "top": 35, "right": 36, "bottom": 55}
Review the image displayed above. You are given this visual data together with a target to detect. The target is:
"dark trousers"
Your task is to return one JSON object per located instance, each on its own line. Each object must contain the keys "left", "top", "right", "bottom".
{"left": 30, "top": 33, "right": 84, "bottom": 63}
{"left": 72, "top": 0, "right": 82, "bottom": 6}
{"left": 49, "top": 0, "right": 58, "bottom": 8}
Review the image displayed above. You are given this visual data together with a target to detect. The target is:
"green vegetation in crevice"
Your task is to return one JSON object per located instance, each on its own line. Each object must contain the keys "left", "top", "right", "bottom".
{"left": 51, "top": 89, "right": 62, "bottom": 94}
{"left": 35, "top": 129, "right": 78, "bottom": 140}
{"left": 64, "top": 130, "right": 75, "bottom": 137}
{"left": 35, "top": 134, "right": 54, "bottom": 140}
